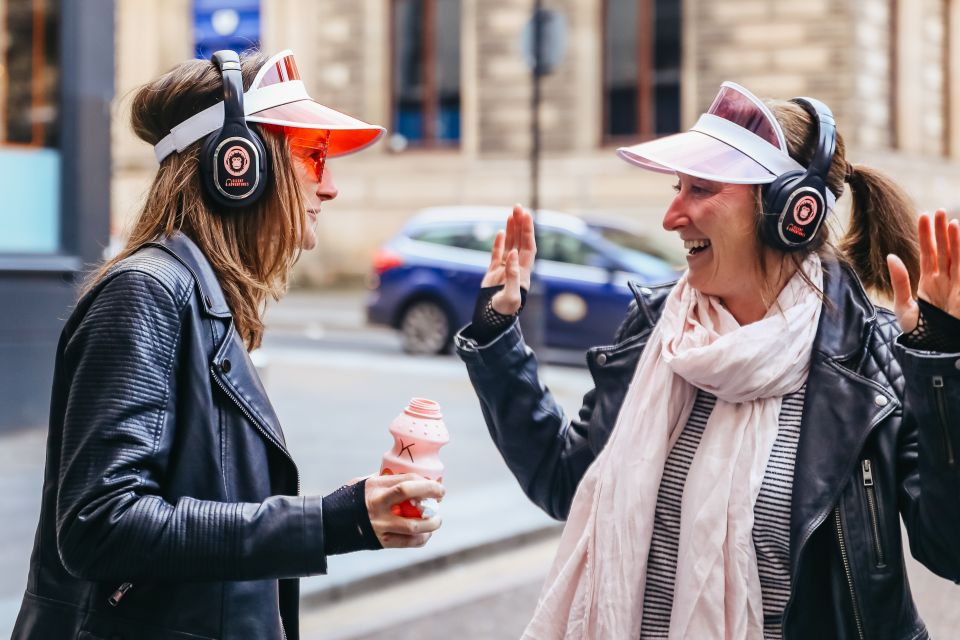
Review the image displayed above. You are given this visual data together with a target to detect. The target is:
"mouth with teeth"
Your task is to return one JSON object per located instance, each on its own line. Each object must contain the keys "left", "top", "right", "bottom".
{"left": 684, "top": 238, "right": 712, "bottom": 256}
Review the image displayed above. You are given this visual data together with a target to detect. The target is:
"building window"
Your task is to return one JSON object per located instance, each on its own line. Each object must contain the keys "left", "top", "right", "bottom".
{"left": 603, "top": 0, "right": 681, "bottom": 141}
{"left": 1, "top": 0, "right": 61, "bottom": 253}
{"left": 193, "top": 0, "right": 261, "bottom": 60}
{"left": 391, "top": 0, "right": 461, "bottom": 149}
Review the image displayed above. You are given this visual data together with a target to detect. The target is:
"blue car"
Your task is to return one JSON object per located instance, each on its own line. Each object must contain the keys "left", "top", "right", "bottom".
{"left": 366, "top": 206, "right": 681, "bottom": 355}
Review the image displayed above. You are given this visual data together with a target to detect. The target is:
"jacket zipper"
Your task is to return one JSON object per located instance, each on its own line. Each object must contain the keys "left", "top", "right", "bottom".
{"left": 835, "top": 507, "right": 866, "bottom": 640}
{"left": 212, "top": 366, "right": 299, "bottom": 640}
{"left": 860, "top": 459, "right": 885, "bottom": 568}
{"left": 932, "top": 376, "right": 954, "bottom": 467}
{"left": 107, "top": 581, "right": 134, "bottom": 606}
{"left": 211, "top": 366, "right": 301, "bottom": 495}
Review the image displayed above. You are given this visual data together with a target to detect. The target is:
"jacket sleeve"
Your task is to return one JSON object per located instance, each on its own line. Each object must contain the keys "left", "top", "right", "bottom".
{"left": 895, "top": 341, "right": 960, "bottom": 581}
{"left": 454, "top": 307, "right": 642, "bottom": 520}
{"left": 55, "top": 270, "right": 329, "bottom": 582}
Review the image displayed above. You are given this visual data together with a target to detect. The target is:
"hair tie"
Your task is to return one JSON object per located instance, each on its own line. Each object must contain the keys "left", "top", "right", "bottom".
{"left": 844, "top": 162, "right": 856, "bottom": 183}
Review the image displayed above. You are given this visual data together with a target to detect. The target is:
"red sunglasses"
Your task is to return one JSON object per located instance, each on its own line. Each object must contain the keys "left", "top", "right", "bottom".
{"left": 290, "top": 131, "right": 331, "bottom": 183}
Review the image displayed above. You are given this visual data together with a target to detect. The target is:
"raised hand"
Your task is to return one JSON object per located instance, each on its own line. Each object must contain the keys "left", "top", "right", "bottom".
{"left": 481, "top": 204, "right": 537, "bottom": 315}
{"left": 887, "top": 209, "right": 960, "bottom": 333}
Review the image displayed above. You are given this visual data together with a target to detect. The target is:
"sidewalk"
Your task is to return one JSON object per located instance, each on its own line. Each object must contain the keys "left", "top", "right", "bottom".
{"left": 264, "top": 289, "right": 568, "bottom": 604}
{"left": 0, "top": 288, "right": 579, "bottom": 638}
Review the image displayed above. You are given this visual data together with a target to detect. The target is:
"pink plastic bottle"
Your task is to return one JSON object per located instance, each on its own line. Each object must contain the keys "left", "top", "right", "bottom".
{"left": 380, "top": 398, "right": 449, "bottom": 518}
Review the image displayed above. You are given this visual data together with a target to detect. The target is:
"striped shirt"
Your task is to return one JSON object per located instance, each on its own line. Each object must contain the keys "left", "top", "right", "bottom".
{"left": 640, "top": 386, "right": 806, "bottom": 640}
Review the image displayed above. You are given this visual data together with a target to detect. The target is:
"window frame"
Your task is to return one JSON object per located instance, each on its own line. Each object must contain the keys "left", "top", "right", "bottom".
{"left": 1, "top": 0, "right": 56, "bottom": 148}
{"left": 600, "top": 0, "right": 682, "bottom": 146}
{"left": 388, "top": 0, "right": 462, "bottom": 151}
{"left": 0, "top": 0, "right": 111, "bottom": 266}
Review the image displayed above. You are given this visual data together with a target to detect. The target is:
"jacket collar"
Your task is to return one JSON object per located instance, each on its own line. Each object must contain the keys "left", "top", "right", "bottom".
{"left": 146, "top": 232, "right": 233, "bottom": 318}
{"left": 147, "top": 232, "right": 291, "bottom": 455}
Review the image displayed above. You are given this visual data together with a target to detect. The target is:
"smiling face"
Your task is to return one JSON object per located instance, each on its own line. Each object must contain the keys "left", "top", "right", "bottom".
{"left": 662, "top": 174, "right": 790, "bottom": 318}
{"left": 292, "top": 148, "right": 338, "bottom": 251}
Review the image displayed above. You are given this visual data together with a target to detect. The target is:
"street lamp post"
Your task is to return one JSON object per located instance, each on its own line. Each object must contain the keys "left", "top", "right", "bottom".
{"left": 519, "top": 0, "right": 548, "bottom": 355}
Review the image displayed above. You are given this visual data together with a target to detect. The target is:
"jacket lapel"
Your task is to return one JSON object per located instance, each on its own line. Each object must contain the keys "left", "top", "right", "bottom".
{"left": 211, "top": 326, "right": 288, "bottom": 451}
{"left": 788, "top": 259, "right": 899, "bottom": 571}
{"left": 149, "top": 232, "right": 290, "bottom": 453}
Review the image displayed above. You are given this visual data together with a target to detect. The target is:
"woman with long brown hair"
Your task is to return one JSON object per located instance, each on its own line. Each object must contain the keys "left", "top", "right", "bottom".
{"left": 12, "top": 50, "right": 443, "bottom": 640}
{"left": 458, "top": 82, "right": 960, "bottom": 638}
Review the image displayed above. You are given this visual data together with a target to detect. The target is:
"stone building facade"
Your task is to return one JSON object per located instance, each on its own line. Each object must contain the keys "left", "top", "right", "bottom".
{"left": 114, "top": 0, "right": 960, "bottom": 284}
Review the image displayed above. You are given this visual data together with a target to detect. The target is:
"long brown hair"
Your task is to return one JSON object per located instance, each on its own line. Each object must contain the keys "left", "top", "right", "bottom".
{"left": 88, "top": 51, "right": 306, "bottom": 350}
{"left": 764, "top": 100, "right": 920, "bottom": 299}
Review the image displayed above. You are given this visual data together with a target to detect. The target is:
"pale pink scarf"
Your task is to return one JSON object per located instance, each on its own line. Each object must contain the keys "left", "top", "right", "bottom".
{"left": 523, "top": 255, "right": 823, "bottom": 640}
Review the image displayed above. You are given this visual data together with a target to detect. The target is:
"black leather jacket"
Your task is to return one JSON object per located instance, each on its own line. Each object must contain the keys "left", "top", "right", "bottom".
{"left": 13, "top": 233, "right": 336, "bottom": 640}
{"left": 456, "top": 258, "right": 960, "bottom": 640}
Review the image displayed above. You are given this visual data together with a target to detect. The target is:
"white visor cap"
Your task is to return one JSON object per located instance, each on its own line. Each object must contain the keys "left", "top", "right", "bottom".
{"left": 617, "top": 81, "right": 807, "bottom": 185}
{"left": 154, "top": 50, "right": 385, "bottom": 163}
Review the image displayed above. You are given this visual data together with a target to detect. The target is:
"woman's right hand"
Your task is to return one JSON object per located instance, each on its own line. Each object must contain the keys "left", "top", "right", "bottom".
{"left": 363, "top": 473, "right": 445, "bottom": 548}
{"left": 482, "top": 205, "right": 537, "bottom": 315}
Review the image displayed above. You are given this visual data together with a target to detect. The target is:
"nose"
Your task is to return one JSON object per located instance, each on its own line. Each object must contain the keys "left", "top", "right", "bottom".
{"left": 317, "top": 167, "right": 338, "bottom": 202}
{"left": 662, "top": 193, "right": 689, "bottom": 231}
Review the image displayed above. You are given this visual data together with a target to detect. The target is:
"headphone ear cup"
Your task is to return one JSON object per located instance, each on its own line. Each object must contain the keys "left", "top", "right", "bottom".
{"left": 761, "top": 172, "right": 827, "bottom": 251}
{"left": 199, "top": 123, "right": 269, "bottom": 209}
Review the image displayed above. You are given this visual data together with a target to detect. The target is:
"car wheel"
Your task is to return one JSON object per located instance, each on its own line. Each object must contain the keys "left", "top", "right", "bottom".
{"left": 400, "top": 300, "right": 451, "bottom": 355}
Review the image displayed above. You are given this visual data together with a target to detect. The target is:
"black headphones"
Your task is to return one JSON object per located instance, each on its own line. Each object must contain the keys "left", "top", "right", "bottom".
{"left": 199, "top": 50, "right": 268, "bottom": 209}
{"left": 759, "top": 97, "right": 837, "bottom": 252}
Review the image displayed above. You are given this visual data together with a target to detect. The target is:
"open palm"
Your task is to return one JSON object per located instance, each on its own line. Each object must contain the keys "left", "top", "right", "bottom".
{"left": 482, "top": 204, "right": 537, "bottom": 315}
{"left": 887, "top": 209, "right": 960, "bottom": 332}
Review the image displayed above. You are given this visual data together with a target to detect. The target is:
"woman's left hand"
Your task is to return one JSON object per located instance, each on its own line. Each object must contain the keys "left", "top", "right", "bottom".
{"left": 887, "top": 209, "right": 960, "bottom": 332}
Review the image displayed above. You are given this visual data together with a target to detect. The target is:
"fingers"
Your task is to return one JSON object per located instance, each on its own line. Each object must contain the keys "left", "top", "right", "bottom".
{"left": 379, "top": 532, "right": 434, "bottom": 549}
{"left": 365, "top": 474, "right": 446, "bottom": 548}
{"left": 505, "top": 207, "right": 518, "bottom": 255}
{"left": 518, "top": 208, "right": 537, "bottom": 264}
{"left": 919, "top": 213, "right": 937, "bottom": 275}
{"left": 935, "top": 209, "right": 950, "bottom": 275}
{"left": 374, "top": 511, "right": 443, "bottom": 548}
{"left": 887, "top": 254, "right": 919, "bottom": 332}
{"left": 491, "top": 250, "right": 522, "bottom": 315}
{"left": 950, "top": 219, "right": 960, "bottom": 281}
{"left": 489, "top": 230, "right": 505, "bottom": 270}
{"left": 386, "top": 478, "right": 446, "bottom": 504}
{"left": 887, "top": 254, "right": 912, "bottom": 309}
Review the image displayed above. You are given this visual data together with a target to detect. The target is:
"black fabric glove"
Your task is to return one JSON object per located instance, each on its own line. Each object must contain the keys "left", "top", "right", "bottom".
{"left": 321, "top": 478, "right": 382, "bottom": 556}
{"left": 900, "top": 298, "right": 960, "bottom": 353}
{"left": 463, "top": 284, "right": 528, "bottom": 344}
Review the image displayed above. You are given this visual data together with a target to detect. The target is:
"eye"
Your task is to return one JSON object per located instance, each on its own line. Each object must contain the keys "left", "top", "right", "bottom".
{"left": 672, "top": 182, "right": 681, "bottom": 193}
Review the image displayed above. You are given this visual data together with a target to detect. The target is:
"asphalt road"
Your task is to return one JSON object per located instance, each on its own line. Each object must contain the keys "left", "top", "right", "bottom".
{"left": 0, "top": 313, "right": 590, "bottom": 637}
{"left": 3, "top": 290, "right": 960, "bottom": 638}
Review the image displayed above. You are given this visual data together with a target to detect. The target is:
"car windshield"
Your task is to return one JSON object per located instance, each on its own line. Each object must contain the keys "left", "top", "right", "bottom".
{"left": 408, "top": 222, "right": 498, "bottom": 252}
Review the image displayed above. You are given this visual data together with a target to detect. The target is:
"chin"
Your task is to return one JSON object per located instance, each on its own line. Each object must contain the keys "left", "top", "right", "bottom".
{"left": 301, "top": 234, "right": 318, "bottom": 251}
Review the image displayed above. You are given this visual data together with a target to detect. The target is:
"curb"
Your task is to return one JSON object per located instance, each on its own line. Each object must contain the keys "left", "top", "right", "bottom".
{"left": 300, "top": 523, "right": 562, "bottom": 607}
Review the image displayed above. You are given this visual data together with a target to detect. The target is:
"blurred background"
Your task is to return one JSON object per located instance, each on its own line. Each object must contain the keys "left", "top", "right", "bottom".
{"left": 2, "top": 0, "right": 960, "bottom": 637}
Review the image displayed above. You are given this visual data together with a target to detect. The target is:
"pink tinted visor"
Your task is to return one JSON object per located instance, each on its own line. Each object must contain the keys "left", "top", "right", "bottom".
{"left": 154, "top": 50, "right": 385, "bottom": 163}
{"left": 617, "top": 82, "right": 805, "bottom": 184}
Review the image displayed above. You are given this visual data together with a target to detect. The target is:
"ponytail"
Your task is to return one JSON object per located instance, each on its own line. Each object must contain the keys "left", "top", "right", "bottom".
{"left": 768, "top": 100, "right": 920, "bottom": 299}
{"left": 839, "top": 165, "right": 920, "bottom": 297}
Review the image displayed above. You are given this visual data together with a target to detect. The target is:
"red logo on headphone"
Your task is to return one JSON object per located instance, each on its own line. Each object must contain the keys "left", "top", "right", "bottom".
{"left": 792, "top": 195, "right": 818, "bottom": 226}
{"left": 224, "top": 145, "right": 250, "bottom": 177}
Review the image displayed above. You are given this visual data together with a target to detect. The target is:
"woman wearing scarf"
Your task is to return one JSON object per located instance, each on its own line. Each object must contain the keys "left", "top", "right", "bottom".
{"left": 455, "top": 82, "right": 960, "bottom": 639}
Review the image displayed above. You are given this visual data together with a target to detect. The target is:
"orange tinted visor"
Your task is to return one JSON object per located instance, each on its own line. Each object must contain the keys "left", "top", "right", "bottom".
{"left": 247, "top": 51, "right": 384, "bottom": 157}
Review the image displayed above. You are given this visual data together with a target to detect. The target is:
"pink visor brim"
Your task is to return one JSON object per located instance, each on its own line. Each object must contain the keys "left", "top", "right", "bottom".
{"left": 617, "top": 130, "right": 778, "bottom": 185}
{"left": 249, "top": 100, "right": 385, "bottom": 158}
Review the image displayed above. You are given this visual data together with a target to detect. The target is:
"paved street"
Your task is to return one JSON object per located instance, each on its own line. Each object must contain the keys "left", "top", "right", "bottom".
{"left": 0, "top": 289, "right": 586, "bottom": 636}
{"left": 2, "top": 289, "right": 960, "bottom": 638}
